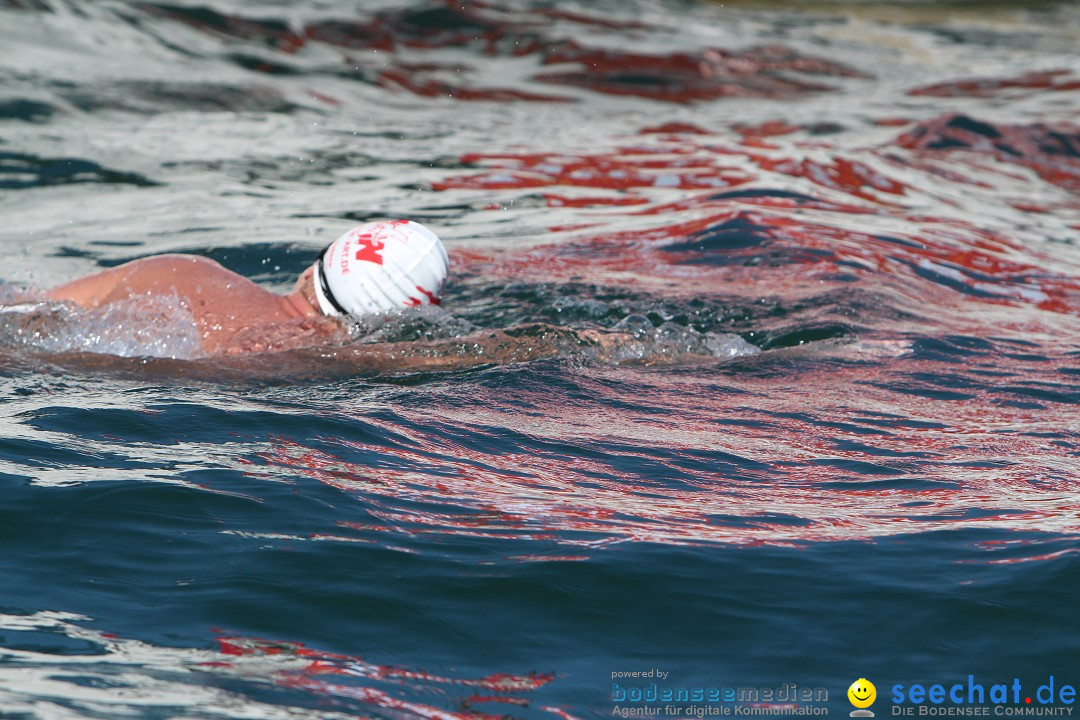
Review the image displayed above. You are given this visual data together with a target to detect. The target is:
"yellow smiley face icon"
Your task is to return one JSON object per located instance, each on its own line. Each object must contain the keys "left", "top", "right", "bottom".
{"left": 848, "top": 679, "right": 876, "bottom": 709}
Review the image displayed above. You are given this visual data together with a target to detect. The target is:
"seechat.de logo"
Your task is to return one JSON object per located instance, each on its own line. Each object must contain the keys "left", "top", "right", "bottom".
{"left": 849, "top": 679, "right": 877, "bottom": 717}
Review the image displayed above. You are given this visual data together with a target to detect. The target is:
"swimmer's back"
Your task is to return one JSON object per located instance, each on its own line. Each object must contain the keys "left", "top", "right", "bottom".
{"left": 47, "top": 254, "right": 308, "bottom": 353}
{"left": 49, "top": 255, "right": 258, "bottom": 308}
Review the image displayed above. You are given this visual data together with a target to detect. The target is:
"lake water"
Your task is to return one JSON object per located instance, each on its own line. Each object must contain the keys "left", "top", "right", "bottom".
{"left": 0, "top": 0, "right": 1078, "bottom": 717}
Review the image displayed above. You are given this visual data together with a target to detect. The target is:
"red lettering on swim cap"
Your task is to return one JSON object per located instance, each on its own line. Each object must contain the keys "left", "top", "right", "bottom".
{"left": 415, "top": 285, "right": 441, "bottom": 305}
{"left": 339, "top": 239, "right": 351, "bottom": 274}
{"left": 353, "top": 232, "right": 384, "bottom": 265}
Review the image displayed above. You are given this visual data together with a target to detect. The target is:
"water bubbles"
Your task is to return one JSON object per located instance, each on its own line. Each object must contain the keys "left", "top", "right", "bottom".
{"left": 703, "top": 332, "right": 759, "bottom": 358}
{"left": 347, "top": 304, "right": 480, "bottom": 344}
{"left": 0, "top": 295, "right": 204, "bottom": 360}
{"left": 612, "top": 313, "right": 653, "bottom": 338}
{"left": 599, "top": 315, "right": 758, "bottom": 364}
{"left": 549, "top": 294, "right": 610, "bottom": 321}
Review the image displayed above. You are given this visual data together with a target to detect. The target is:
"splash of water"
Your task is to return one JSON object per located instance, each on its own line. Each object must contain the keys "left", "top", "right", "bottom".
{"left": 0, "top": 295, "right": 205, "bottom": 360}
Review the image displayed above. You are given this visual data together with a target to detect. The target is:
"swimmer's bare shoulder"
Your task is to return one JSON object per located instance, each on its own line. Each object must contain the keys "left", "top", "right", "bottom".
{"left": 47, "top": 254, "right": 243, "bottom": 308}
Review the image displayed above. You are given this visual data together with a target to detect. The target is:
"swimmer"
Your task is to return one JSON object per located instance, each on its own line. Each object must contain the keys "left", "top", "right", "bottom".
{"left": 43, "top": 220, "right": 450, "bottom": 356}
{"left": 29, "top": 218, "right": 751, "bottom": 369}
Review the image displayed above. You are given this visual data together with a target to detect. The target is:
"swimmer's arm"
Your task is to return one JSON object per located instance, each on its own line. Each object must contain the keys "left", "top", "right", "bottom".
{"left": 329, "top": 324, "right": 627, "bottom": 373}
{"left": 415, "top": 325, "right": 627, "bottom": 367}
{"left": 398, "top": 324, "right": 736, "bottom": 368}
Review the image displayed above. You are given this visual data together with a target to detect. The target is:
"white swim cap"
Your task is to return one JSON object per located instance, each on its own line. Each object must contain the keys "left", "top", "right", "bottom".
{"left": 312, "top": 220, "right": 449, "bottom": 317}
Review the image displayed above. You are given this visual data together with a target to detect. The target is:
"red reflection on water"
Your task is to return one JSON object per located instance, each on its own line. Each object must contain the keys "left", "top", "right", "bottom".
{"left": 434, "top": 148, "right": 752, "bottom": 193}
{"left": 533, "top": 43, "right": 865, "bottom": 102}
{"left": 213, "top": 633, "right": 556, "bottom": 719}
{"left": 304, "top": 1, "right": 644, "bottom": 53}
{"left": 137, "top": 0, "right": 868, "bottom": 104}
{"left": 896, "top": 113, "right": 1080, "bottom": 193}
{"left": 753, "top": 156, "right": 906, "bottom": 202}
{"left": 425, "top": 110, "right": 1080, "bottom": 316}
{"left": 138, "top": 2, "right": 307, "bottom": 52}
{"left": 248, "top": 339, "right": 1079, "bottom": 550}
{"left": 376, "top": 67, "right": 572, "bottom": 102}
{"left": 641, "top": 122, "right": 712, "bottom": 135}
{"left": 239, "top": 90, "right": 1080, "bottom": 554}
{"left": 545, "top": 194, "right": 651, "bottom": 209}
{"left": 909, "top": 69, "right": 1080, "bottom": 98}
{"left": 734, "top": 120, "right": 802, "bottom": 139}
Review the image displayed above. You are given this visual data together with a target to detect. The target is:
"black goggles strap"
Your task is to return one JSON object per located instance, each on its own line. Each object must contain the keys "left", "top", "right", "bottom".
{"left": 316, "top": 245, "right": 349, "bottom": 316}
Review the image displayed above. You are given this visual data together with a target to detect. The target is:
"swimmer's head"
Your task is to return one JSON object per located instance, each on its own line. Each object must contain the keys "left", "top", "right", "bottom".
{"left": 312, "top": 220, "right": 449, "bottom": 317}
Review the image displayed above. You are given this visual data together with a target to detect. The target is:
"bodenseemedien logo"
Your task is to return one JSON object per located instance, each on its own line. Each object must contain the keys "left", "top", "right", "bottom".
{"left": 849, "top": 679, "right": 877, "bottom": 717}
{"left": 609, "top": 671, "right": 829, "bottom": 716}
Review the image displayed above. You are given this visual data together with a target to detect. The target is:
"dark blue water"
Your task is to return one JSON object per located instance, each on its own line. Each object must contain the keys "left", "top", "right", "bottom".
{"left": 1, "top": 0, "right": 1079, "bottom": 717}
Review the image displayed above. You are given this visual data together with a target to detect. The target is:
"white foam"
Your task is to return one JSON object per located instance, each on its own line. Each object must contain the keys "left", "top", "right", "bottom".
{"left": 0, "top": 294, "right": 204, "bottom": 360}
{"left": 604, "top": 315, "right": 760, "bottom": 364}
